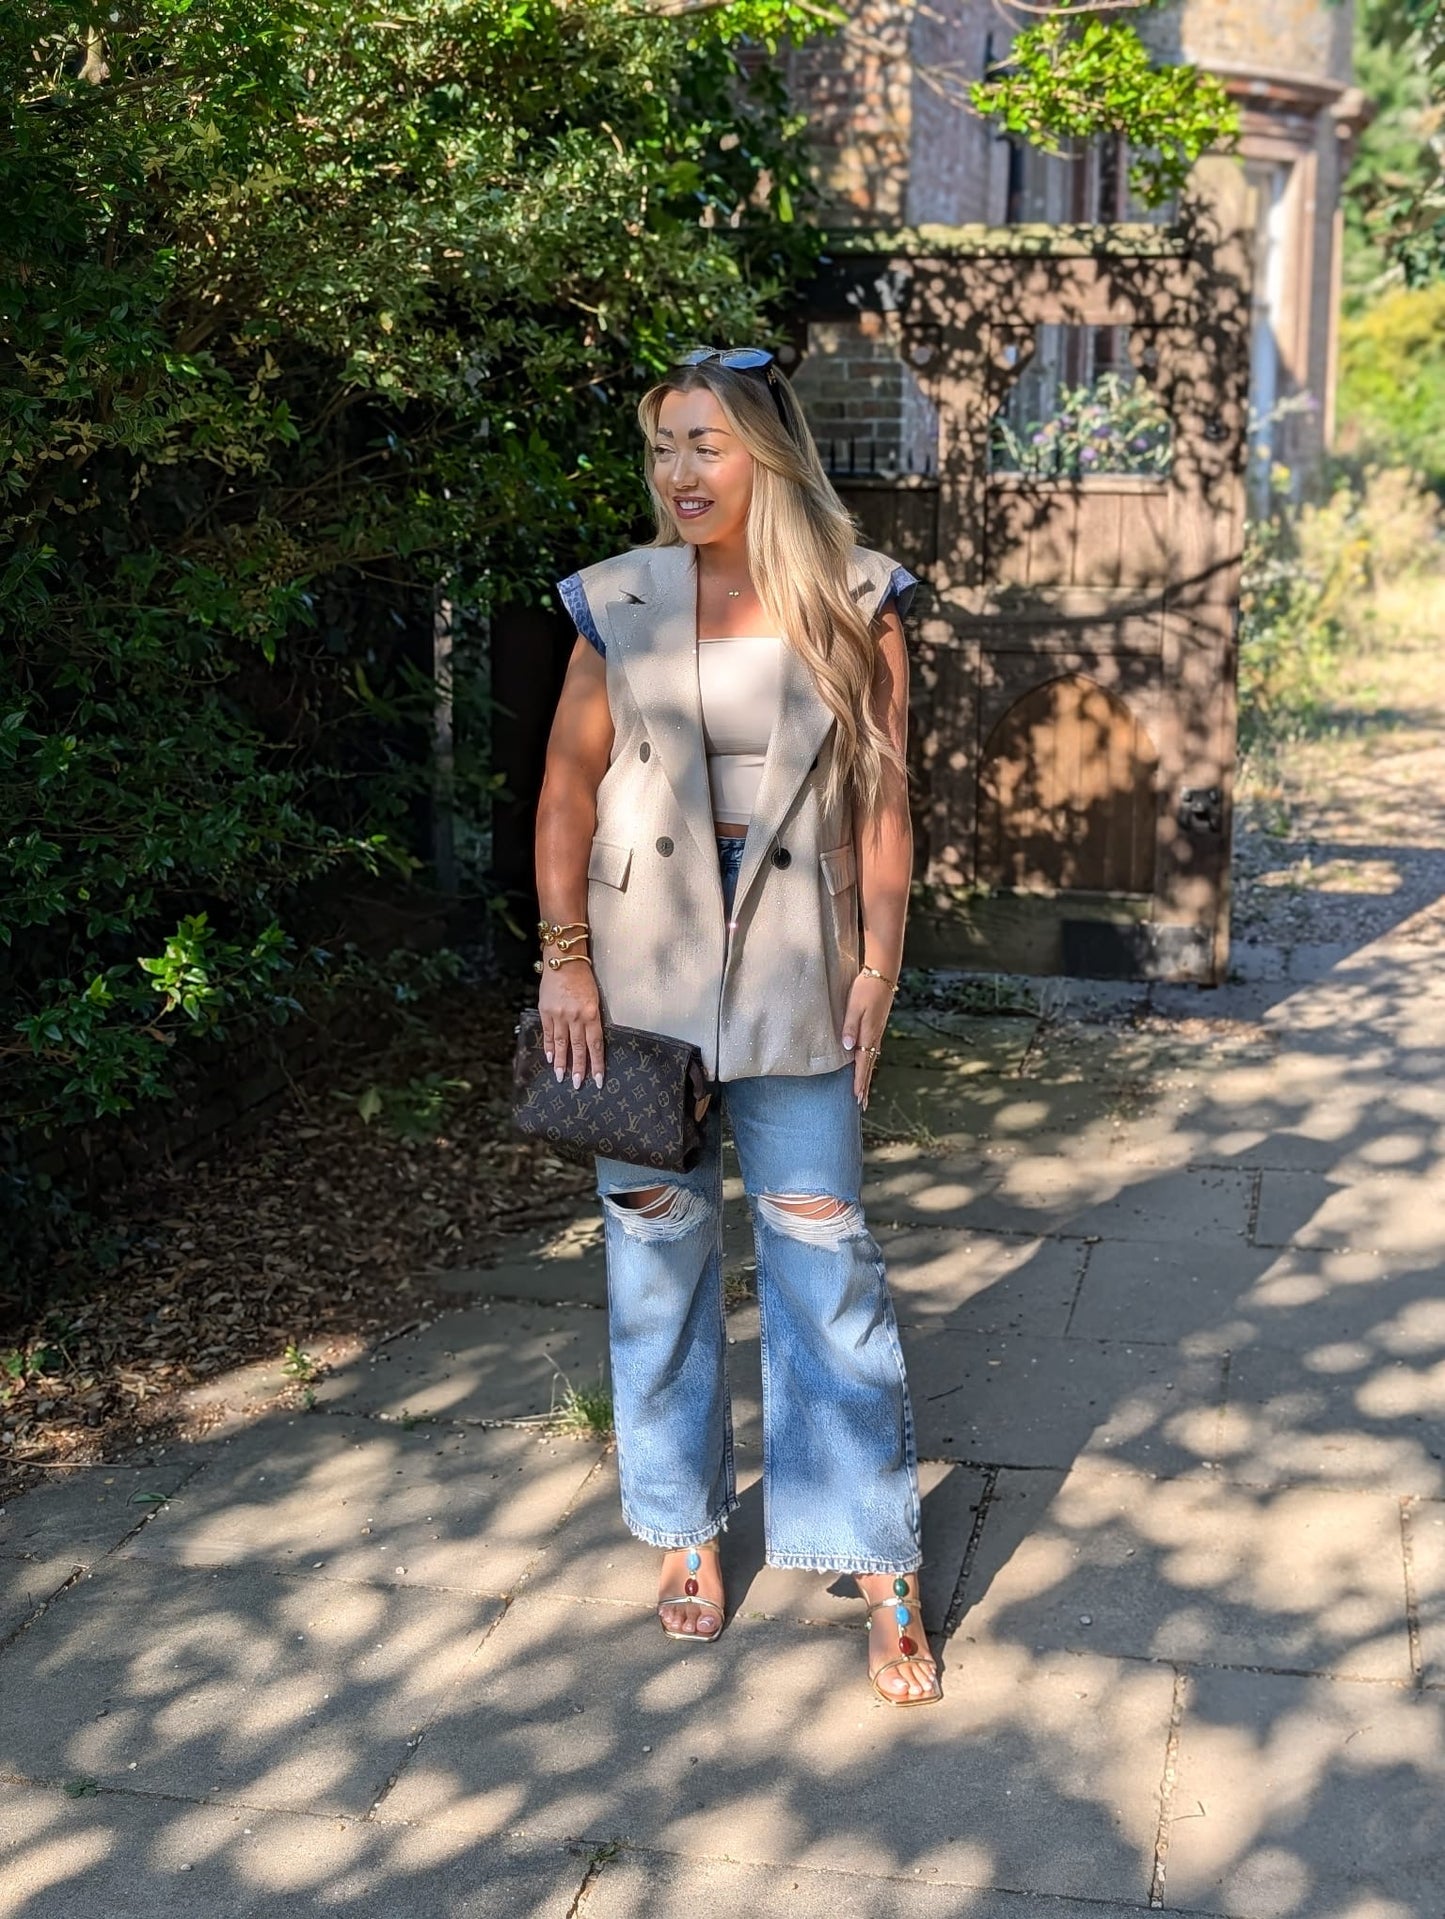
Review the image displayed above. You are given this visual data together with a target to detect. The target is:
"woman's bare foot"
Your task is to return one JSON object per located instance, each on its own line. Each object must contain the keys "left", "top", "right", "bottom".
{"left": 856, "top": 1572, "right": 941, "bottom": 1703}
{"left": 657, "top": 1542, "right": 724, "bottom": 1639}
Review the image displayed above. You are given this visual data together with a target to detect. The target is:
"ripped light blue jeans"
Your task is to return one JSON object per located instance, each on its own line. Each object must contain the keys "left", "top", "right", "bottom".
{"left": 593, "top": 833, "right": 922, "bottom": 1574}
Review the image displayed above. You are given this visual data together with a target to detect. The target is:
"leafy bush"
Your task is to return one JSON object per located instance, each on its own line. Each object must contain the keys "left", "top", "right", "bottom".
{"left": 1238, "top": 467, "right": 1444, "bottom": 754}
{"left": 1, "top": 0, "right": 819, "bottom": 1158}
{"left": 1336, "top": 283, "right": 1445, "bottom": 489}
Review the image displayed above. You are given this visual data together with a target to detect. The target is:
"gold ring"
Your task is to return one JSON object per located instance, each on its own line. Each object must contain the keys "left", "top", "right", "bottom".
{"left": 863, "top": 1044, "right": 881, "bottom": 1059}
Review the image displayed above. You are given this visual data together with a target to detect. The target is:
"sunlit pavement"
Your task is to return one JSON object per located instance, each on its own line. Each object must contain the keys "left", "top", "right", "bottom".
{"left": 4, "top": 909, "right": 1445, "bottom": 1917}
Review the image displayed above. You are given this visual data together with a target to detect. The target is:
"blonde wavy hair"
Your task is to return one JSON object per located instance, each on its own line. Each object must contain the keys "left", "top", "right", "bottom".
{"left": 637, "top": 360, "right": 903, "bottom": 817}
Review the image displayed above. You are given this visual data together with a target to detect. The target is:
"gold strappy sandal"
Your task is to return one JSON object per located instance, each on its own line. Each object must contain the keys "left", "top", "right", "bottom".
{"left": 657, "top": 1542, "right": 725, "bottom": 1643}
{"left": 865, "top": 1576, "right": 942, "bottom": 1706}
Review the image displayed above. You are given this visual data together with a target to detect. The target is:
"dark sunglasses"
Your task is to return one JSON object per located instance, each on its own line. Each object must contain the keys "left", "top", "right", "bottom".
{"left": 676, "top": 346, "right": 792, "bottom": 435}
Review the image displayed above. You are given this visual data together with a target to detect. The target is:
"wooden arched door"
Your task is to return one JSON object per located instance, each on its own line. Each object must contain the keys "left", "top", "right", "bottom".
{"left": 977, "top": 675, "right": 1159, "bottom": 896}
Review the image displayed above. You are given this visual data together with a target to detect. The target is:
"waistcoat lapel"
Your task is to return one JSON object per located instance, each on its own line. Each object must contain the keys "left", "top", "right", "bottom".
{"left": 600, "top": 546, "right": 715, "bottom": 863}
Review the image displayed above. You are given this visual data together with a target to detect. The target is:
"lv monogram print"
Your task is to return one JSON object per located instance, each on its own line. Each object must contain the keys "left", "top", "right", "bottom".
{"left": 511, "top": 1008, "right": 709, "bottom": 1172}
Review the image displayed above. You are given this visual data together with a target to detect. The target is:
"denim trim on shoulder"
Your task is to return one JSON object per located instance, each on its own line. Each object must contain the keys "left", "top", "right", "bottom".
{"left": 883, "top": 563, "right": 919, "bottom": 621}
{"left": 556, "top": 572, "right": 605, "bottom": 656}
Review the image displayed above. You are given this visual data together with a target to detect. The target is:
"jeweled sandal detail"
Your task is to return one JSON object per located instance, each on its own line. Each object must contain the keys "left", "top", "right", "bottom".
{"left": 657, "top": 1543, "right": 725, "bottom": 1642}
{"left": 865, "top": 1575, "right": 942, "bottom": 1706}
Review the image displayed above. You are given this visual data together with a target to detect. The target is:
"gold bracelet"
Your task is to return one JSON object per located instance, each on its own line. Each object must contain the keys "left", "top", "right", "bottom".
{"left": 537, "top": 919, "right": 590, "bottom": 944}
{"left": 544, "top": 930, "right": 591, "bottom": 954}
{"left": 858, "top": 965, "right": 899, "bottom": 991}
{"left": 533, "top": 952, "right": 595, "bottom": 974}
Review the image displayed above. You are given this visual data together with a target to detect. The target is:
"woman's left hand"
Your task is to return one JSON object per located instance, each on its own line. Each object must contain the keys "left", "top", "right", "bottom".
{"left": 842, "top": 973, "right": 894, "bottom": 1108}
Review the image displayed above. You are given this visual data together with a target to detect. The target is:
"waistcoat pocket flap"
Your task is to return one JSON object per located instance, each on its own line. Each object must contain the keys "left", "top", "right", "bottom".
{"left": 587, "top": 837, "right": 633, "bottom": 890}
{"left": 820, "top": 843, "right": 857, "bottom": 894}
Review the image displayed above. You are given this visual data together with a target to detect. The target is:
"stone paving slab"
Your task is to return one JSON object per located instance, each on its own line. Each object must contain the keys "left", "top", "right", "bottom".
{"left": 382, "top": 1596, "right": 1175, "bottom": 1907}
{"left": 901, "top": 1328, "right": 1223, "bottom": 1475}
{"left": 0, "top": 1782, "right": 587, "bottom": 1918}
{"left": 432, "top": 1235, "right": 610, "bottom": 1306}
{"left": 1065, "top": 1238, "right": 1277, "bottom": 1352}
{"left": 965, "top": 1166, "right": 1254, "bottom": 1247}
{"left": 955, "top": 1463, "right": 1412, "bottom": 1681}
{"left": 1163, "top": 1667, "right": 1445, "bottom": 1917}
{"left": 316, "top": 1303, "right": 611, "bottom": 1424}
{"left": 862, "top": 1154, "right": 1002, "bottom": 1228}
{"left": 881, "top": 1229, "right": 1083, "bottom": 1335}
{"left": 431, "top": 1207, "right": 760, "bottom": 1305}
{"left": 0, "top": 1459, "right": 202, "bottom": 1564}
{"left": 119, "top": 1417, "right": 603, "bottom": 1596}
{"left": 1254, "top": 1169, "right": 1445, "bottom": 1254}
{"left": 1406, "top": 1497, "right": 1445, "bottom": 1686}
{"left": 0, "top": 1557, "right": 501, "bottom": 1817}
{"left": 1065, "top": 1238, "right": 1445, "bottom": 1358}
{"left": 858, "top": 1069, "right": 1043, "bottom": 1150}
{"left": 520, "top": 1453, "right": 983, "bottom": 1635}
{"left": 882, "top": 1017, "right": 1038, "bottom": 1078}
{"left": 585, "top": 1849, "right": 1137, "bottom": 1918}
{"left": 1216, "top": 1346, "right": 1445, "bottom": 1498}
{"left": 0, "top": 1557, "right": 74, "bottom": 1643}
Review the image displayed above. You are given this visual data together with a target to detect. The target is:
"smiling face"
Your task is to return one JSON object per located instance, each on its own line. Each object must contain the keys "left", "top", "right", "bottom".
{"left": 651, "top": 386, "right": 755, "bottom": 548}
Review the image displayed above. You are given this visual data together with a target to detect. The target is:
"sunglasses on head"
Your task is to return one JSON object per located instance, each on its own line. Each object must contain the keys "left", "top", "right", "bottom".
{"left": 676, "top": 346, "right": 792, "bottom": 435}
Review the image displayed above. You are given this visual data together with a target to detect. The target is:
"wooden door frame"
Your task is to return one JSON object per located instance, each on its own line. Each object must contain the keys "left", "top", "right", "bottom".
{"left": 803, "top": 158, "right": 1253, "bottom": 983}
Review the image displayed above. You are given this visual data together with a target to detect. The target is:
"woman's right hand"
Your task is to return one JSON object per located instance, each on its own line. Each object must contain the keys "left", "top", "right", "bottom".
{"left": 539, "top": 964, "right": 605, "bottom": 1089}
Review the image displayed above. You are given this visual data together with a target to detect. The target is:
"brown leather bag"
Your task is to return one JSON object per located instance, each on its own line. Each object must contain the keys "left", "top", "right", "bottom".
{"left": 511, "top": 1007, "right": 712, "bottom": 1171}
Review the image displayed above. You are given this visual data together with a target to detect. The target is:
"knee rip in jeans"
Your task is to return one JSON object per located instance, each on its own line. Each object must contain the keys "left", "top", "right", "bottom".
{"left": 756, "top": 1192, "right": 865, "bottom": 1246}
{"left": 603, "top": 1183, "right": 709, "bottom": 1241}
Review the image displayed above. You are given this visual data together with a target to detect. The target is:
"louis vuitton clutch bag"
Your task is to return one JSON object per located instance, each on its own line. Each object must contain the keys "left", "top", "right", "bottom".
{"left": 511, "top": 1006, "right": 712, "bottom": 1172}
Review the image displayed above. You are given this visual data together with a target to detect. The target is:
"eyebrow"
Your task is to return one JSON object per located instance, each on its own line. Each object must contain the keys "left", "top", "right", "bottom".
{"left": 655, "top": 424, "right": 734, "bottom": 441}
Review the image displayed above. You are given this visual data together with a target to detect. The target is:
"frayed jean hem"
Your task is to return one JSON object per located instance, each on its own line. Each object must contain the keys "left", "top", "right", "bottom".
{"left": 620, "top": 1499, "right": 737, "bottom": 1551}
{"left": 765, "top": 1549, "right": 924, "bottom": 1575}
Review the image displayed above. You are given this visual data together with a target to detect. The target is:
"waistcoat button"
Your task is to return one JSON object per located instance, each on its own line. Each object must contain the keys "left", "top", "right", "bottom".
{"left": 639, "top": 742, "right": 651, "bottom": 761}
{"left": 656, "top": 836, "right": 674, "bottom": 856}
{"left": 771, "top": 845, "right": 791, "bottom": 869}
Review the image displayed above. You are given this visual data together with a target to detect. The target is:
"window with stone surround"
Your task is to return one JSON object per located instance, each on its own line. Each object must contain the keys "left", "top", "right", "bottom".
{"left": 990, "top": 324, "right": 1173, "bottom": 480}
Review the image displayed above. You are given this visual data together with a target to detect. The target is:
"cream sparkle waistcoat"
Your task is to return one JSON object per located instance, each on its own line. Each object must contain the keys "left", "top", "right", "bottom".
{"left": 562, "top": 541, "right": 909, "bottom": 1082}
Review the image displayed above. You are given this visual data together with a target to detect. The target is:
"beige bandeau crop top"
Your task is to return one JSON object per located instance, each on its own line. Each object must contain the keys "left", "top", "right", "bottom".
{"left": 697, "top": 636, "right": 783, "bottom": 823}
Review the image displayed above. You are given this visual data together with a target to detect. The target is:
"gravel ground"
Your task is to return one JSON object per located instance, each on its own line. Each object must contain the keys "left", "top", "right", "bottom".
{"left": 1232, "top": 573, "right": 1445, "bottom": 957}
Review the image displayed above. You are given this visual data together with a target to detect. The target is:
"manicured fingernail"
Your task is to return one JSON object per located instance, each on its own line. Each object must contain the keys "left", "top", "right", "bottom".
{"left": 572, "top": 1073, "right": 583, "bottom": 1089}
{"left": 544, "top": 1049, "right": 553, "bottom": 1063}
{"left": 842, "top": 1035, "right": 855, "bottom": 1050}
{"left": 594, "top": 1073, "right": 604, "bottom": 1088}
{"left": 554, "top": 1066, "right": 565, "bottom": 1082}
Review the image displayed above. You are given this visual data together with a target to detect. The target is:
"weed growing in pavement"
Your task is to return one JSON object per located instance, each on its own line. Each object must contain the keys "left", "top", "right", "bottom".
{"left": 551, "top": 1372, "right": 614, "bottom": 1440}
{"left": 281, "top": 1341, "right": 319, "bottom": 1385}
{"left": 723, "top": 1264, "right": 757, "bottom": 1310}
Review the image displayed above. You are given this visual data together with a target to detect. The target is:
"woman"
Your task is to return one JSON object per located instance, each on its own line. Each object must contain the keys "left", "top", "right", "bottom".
{"left": 534, "top": 346, "right": 939, "bottom": 1706}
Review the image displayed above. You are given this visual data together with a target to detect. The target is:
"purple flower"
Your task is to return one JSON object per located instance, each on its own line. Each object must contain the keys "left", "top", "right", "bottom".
{"left": 1080, "top": 446, "right": 1098, "bottom": 465}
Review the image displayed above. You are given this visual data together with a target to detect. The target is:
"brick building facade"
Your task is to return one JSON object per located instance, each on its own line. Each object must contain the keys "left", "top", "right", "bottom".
{"left": 785, "top": 0, "right": 1361, "bottom": 498}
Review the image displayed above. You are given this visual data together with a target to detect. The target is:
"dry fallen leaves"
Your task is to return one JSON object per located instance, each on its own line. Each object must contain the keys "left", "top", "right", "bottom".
{"left": 0, "top": 978, "right": 593, "bottom": 1492}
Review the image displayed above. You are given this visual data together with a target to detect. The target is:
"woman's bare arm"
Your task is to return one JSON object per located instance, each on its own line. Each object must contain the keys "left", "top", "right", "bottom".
{"left": 534, "top": 637, "right": 614, "bottom": 1088}
{"left": 843, "top": 602, "right": 912, "bottom": 1104}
